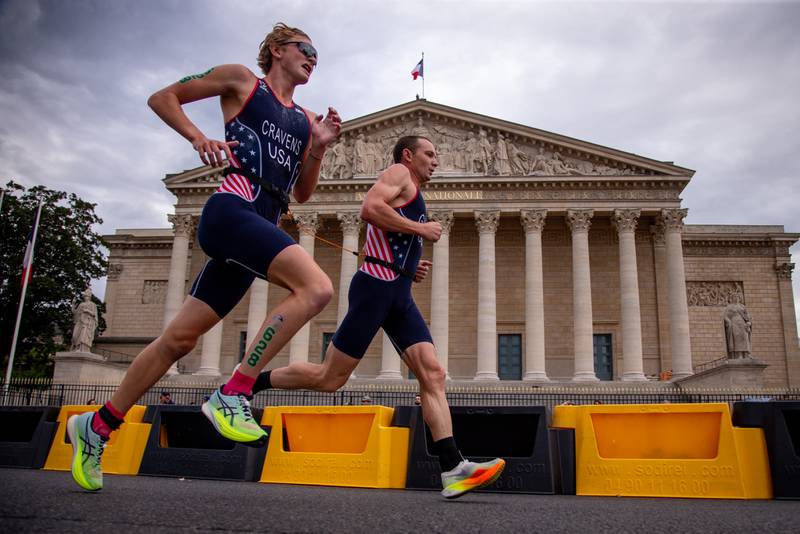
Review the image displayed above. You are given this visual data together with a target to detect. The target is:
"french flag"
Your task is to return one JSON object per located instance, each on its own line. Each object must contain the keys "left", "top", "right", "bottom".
{"left": 20, "top": 203, "right": 43, "bottom": 287}
{"left": 411, "top": 58, "right": 423, "bottom": 80}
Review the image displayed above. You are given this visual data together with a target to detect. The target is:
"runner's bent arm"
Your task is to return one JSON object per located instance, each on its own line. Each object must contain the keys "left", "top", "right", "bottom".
{"left": 147, "top": 64, "right": 255, "bottom": 166}
{"left": 361, "top": 165, "right": 440, "bottom": 242}
{"left": 293, "top": 107, "right": 341, "bottom": 203}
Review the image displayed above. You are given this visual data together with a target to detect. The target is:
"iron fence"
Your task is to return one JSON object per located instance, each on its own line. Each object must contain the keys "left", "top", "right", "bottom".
{"left": 1, "top": 379, "right": 797, "bottom": 415}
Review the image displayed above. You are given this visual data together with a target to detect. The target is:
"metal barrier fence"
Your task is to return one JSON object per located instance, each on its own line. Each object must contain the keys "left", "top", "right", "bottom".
{"left": 2, "top": 380, "right": 798, "bottom": 414}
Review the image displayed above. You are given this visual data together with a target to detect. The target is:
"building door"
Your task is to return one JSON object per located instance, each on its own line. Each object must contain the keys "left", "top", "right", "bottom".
{"left": 238, "top": 331, "right": 247, "bottom": 362}
{"left": 593, "top": 334, "right": 613, "bottom": 380}
{"left": 321, "top": 332, "right": 334, "bottom": 362}
{"left": 498, "top": 334, "right": 522, "bottom": 380}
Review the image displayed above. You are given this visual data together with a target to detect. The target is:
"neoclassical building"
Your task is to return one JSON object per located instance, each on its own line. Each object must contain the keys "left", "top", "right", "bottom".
{"left": 97, "top": 100, "right": 800, "bottom": 387}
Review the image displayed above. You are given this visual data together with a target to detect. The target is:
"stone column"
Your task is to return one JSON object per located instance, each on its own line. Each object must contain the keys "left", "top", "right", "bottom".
{"left": 164, "top": 214, "right": 195, "bottom": 375}
{"left": 567, "top": 209, "right": 598, "bottom": 381}
{"left": 651, "top": 222, "right": 672, "bottom": 374}
{"left": 164, "top": 214, "right": 195, "bottom": 328}
{"left": 474, "top": 210, "right": 500, "bottom": 381}
{"left": 246, "top": 279, "right": 269, "bottom": 348}
{"left": 336, "top": 212, "right": 361, "bottom": 326}
{"left": 613, "top": 209, "right": 646, "bottom": 381}
{"left": 775, "top": 262, "right": 800, "bottom": 386}
{"left": 194, "top": 320, "right": 222, "bottom": 377}
{"left": 521, "top": 209, "right": 549, "bottom": 381}
{"left": 377, "top": 331, "right": 403, "bottom": 380}
{"left": 429, "top": 210, "right": 454, "bottom": 378}
{"left": 661, "top": 208, "right": 692, "bottom": 379}
{"left": 289, "top": 212, "right": 319, "bottom": 364}
{"left": 338, "top": 212, "right": 362, "bottom": 378}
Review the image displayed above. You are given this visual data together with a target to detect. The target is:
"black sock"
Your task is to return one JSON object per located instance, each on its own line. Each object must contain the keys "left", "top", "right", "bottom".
{"left": 435, "top": 436, "right": 464, "bottom": 473}
{"left": 251, "top": 370, "right": 273, "bottom": 395}
{"left": 97, "top": 404, "right": 124, "bottom": 431}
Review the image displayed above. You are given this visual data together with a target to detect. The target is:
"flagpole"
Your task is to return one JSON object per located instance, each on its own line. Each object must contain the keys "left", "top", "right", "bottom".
{"left": 5, "top": 200, "right": 44, "bottom": 388}
{"left": 421, "top": 51, "right": 425, "bottom": 99}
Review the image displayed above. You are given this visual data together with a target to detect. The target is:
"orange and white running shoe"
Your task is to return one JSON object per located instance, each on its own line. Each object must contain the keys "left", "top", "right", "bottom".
{"left": 440, "top": 458, "right": 506, "bottom": 499}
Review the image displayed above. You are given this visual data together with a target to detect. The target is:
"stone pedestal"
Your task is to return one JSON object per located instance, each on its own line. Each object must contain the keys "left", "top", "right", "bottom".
{"left": 676, "top": 357, "right": 768, "bottom": 388}
{"left": 52, "top": 351, "right": 129, "bottom": 383}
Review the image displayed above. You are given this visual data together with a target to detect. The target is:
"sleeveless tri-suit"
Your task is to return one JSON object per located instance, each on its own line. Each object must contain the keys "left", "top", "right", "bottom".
{"left": 190, "top": 78, "right": 311, "bottom": 317}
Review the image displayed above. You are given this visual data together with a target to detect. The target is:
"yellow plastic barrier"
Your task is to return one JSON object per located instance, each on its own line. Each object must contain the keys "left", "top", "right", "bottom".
{"left": 552, "top": 403, "right": 772, "bottom": 499}
{"left": 44, "top": 405, "right": 151, "bottom": 475}
{"left": 259, "top": 406, "right": 409, "bottom": 488}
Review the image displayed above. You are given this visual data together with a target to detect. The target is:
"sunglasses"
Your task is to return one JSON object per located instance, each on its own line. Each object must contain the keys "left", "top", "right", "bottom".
{"left": 285, "top": 41, "right": 318, "bottom": 62}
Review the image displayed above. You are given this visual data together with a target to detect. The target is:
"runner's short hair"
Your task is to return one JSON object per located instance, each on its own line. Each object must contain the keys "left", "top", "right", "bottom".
{"left": 393, "top": 135, "right": 431, "bottom": 164}
{"left": 257, "top": 22, "right": 311, "bottom": 75}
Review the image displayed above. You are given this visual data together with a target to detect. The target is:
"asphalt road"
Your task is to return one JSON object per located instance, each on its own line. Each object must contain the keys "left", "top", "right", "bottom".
{"left": 1, "top": 469, "right": 798, "bottom": 533}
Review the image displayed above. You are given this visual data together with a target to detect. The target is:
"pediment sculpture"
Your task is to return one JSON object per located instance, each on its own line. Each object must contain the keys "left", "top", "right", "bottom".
{"left": 320, "top": 115, "right": 646, "bottom": 180}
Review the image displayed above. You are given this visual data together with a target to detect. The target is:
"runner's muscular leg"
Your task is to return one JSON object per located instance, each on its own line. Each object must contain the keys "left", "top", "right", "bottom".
{"left": 237, "top": 244, "right": 333, "bottom": 378}
{"left": 110, "top": 296, "right": 220, "bottom": 413}
{"left": 270, "top": 342, "right": 359, "bottom": 392}
{"left": 403, "top": 341, "right": 453, "bottom": 441}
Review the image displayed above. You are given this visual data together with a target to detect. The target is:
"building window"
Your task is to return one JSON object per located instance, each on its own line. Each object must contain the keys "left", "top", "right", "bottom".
{"left": 238, "top": 331, "right": 247, "bottom": 362}
{"left": 593, "top": 334, "right": 613, "bottom": 380}
{"left": 321, "top": 332, "right": 334, "bottom": 362}
{"left": 498, "top": 334, "right": 522, "bottom": 380}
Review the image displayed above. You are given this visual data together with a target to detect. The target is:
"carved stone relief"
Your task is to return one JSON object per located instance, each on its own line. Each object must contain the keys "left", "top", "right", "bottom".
{"left": 683, "top": 245, "right": 774, "bottom": 257}
{"left": 775, "top": 262, "right": 794, "bottom": 280}
{"left": 686, "top": 281, "right": 744, "bottom": 307}
{"left": 336, "top": 211, "right": 362, "bottom": 234}
{"left": 319, "top": 113, "right": 653, "bottom": 179}
{"left": 107, "top": 263, "right": 124, "bottom": 281}
{"left": 613, "top": 209, "right": 641, "bottom": 234}
{"left": 660, "top": 208, "right": 688, "bottom": 232}
{"left": 168, "top": 214, "right": 196, "bottom": 238}
{"left": 474, "top": 210, "right": 500, "bottom": 234}
{"left": 520, "top": 209, "right": 547, "bottom": 233}
{"left": 142, "top": 280, "right": 168, "bottom": 304}
{"left": 294, "top": 212, "right": 320, "bottom": 235}
{"left": 567, "top": 209, "right": 593, "bottom": 233}
{"left": 429, "top": 210, "right": 455, "bottom": 234}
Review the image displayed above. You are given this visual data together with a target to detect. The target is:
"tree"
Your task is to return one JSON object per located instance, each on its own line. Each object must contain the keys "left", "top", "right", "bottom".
{"left": 1, "top": 182, "right": 107, "bottom": 379}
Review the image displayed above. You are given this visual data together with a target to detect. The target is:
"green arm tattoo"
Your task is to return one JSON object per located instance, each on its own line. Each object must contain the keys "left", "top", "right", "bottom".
{"left": 179, "top": 67, "right": 215, "bottom": 84}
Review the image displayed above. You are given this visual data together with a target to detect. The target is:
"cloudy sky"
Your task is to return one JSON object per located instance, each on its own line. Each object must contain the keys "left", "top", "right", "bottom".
{"left": 1, "top": 0, "right": 799, "bottom": 329}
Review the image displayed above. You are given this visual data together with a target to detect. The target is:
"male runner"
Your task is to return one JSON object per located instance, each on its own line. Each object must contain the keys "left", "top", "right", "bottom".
{"left": 251, "top": 136, "right": 505, "bottom": 499}
{"left": 67, "top": 23, "right": 341, "bottom": 491}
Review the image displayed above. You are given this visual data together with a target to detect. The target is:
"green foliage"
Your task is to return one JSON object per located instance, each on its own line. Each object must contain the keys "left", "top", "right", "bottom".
{"left": 1, "top": 182, "right": 107, "bottom": 378}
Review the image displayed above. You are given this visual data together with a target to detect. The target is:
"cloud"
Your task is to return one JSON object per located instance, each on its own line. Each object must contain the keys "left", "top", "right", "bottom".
{"left": 1, "top": 0, "right": 798, "bottom": 327}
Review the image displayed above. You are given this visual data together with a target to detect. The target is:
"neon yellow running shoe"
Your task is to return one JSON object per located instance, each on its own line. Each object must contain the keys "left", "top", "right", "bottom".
{"left": 67, "top": 412, "right": 107, "bottom": 491}
{"left": 441, "top": 458, "right": 506, "bottom": 499}
{"left": 201, "top": 388, "right": 268, "bottom": 446}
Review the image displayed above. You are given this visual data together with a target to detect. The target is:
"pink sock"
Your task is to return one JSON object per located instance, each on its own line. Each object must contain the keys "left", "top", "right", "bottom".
{"left": 90, "top": 402, "right": 126, "bottom": 440}
{"left": 222, "top": 369, "right": 256, "bottom": 396}
{"left": 91, "top": 413, "right": 113, "bottom": 439}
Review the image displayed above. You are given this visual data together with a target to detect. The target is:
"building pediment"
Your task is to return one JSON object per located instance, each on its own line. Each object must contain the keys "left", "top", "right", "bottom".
{"left": 164, "top": 99, "right": 694, "bottom": 193}
{"left": 321, "top": 99, "right": 694, "bottom": 180}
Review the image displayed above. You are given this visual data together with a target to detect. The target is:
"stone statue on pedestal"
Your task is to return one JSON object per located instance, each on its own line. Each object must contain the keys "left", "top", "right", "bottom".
{"left": 70, "top": 288, "right": 97, "bottom": 353}
{"left": 724, "top": 300, "right": 752, "bottom": 359}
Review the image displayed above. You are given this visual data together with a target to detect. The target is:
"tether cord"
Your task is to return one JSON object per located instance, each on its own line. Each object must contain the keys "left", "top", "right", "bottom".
{"left": 287, "top": 209, "right": 415, "bottom": 280}
{"left": 225, "top": 166, "right": 414, "bottom": 280}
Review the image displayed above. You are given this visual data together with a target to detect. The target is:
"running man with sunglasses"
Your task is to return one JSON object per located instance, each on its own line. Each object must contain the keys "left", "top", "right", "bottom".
{"left": 249, "top": 136, "right": 506, "bottom": 499}
{"left": 67, "top": 22, "right": 341, "bottom": 491}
